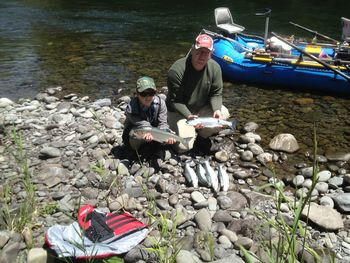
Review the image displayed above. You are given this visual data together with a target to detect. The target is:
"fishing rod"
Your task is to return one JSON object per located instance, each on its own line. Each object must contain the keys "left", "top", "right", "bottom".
{"left": 289, "top": 21, "right": 339, "bottom": 44}
{"left": 201, "top": 29, "right": 251, "bottom": 52}
{"left": 271, "top": 32, "right": 350, "bottom": 82}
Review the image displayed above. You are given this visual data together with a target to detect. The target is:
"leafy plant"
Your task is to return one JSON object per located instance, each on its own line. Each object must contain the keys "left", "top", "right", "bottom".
{"left": 40, "top": 202, "right": 59, "bottom": 216}
{"left": 1, "top": 128, "right": 37, "bottom": 235}
{"left": 206, "top": 231, "right": 215, "bottom": 261}
{"left": 1, "top": 183, "right": 16, "bottom": 230}
{"left": 91, "top": 161, "right": 109, "bottom": 178}
{"left": 145, "top": 211, "right": 181, "bottom": 263}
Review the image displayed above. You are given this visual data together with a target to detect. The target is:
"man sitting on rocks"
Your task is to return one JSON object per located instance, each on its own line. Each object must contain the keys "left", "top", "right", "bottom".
{"left": 122, "top": 76, "right": 176, "bottom": 168}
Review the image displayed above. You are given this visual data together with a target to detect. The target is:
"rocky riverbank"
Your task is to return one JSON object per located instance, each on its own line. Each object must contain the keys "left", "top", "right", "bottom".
{"left": 1, "top": 87, "right": 350, "bottom": 263}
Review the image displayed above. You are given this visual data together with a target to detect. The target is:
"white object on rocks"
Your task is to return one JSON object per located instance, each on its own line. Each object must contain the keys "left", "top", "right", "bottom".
{"left": 302, "top": 203, "right": 344, "bottom": 231}
{"left": 269, "top": 133, "right": 299, "bottom": 153}
{"left": 0, "top": 98, "right": 14, "bottom": 108}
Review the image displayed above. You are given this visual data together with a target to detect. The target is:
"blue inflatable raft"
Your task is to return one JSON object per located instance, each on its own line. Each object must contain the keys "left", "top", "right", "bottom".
{"left": 207, "top": 7, "right": 350, "bottom": 95}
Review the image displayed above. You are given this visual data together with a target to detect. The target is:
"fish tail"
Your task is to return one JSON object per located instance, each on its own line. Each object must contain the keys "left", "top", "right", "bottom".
{"left": 182, "top": 137, "right": 192, "bottom": 149}
{"left": 230, "top": 119, "right": 238, "bottom": 130}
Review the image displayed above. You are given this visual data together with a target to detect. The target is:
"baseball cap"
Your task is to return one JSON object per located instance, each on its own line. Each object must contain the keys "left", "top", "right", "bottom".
{"left": 136, "top": 77, "right": 156, "bottom": 92}
{"left": 194, "top": 34, "right": 214, "bottom": 51}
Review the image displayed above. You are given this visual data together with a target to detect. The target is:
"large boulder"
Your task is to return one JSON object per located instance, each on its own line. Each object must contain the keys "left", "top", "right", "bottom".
{"left": 269, "top": 133, "right": 299, "bottom": 153}
{"left": 0, "top": 98, "right": 14, "bottom": 108}
{"left": 302, "top": 203, "right": 344, "bottom": 231}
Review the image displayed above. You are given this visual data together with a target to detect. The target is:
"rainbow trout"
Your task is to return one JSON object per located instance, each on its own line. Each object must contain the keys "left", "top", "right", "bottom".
{"left": 130, "top": 127, "right": 192, "bottom": 148}
{"left": 186, "top": 117, "right": 237, "bottom": 129}
{"left": 217, "top": 163, "right": 229, "bottom": 192}
{"left": 184, "top": 162, "right": 198, "bottom": 188}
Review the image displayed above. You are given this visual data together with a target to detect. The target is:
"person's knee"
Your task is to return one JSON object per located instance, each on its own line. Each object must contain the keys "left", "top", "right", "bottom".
{"left": 198, "top": 128, "right": 219, "bottom": 138}
{"left": 129, "top": 138, "right": 143, "bottom": 150}
{"left": 172, "top": 136, "right": 196, "bottom": 153}
{"left": 172, "top": 143, "right": 191, "bottom": 153}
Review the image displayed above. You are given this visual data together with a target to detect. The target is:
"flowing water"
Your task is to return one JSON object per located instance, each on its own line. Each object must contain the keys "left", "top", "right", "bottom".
{"left": 1, "top": 0, "right": 350, "bottom": 169}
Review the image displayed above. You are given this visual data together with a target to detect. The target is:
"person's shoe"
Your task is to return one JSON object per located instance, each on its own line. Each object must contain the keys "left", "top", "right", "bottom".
{"left": 138, "top": 142, "right": 164, "bottom": 160}
{"left": 111, "top": 145, "right": 124, "bottom": 159}
{"left": 150, "top": 158, "right": 163, "bottom": 173}
{"left": 193, "top": 136, "right": 211, "bottom": 155}
{"left": 154, "top": 148, "right": 165, "bottom": 160}
{"left": 123, "top": 146, "right": 138, "bottom": 161}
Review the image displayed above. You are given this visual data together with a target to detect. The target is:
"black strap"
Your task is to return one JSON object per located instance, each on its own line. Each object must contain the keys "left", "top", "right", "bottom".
{"left": 106, "top": 210, "right": 123, "bottom": 220}
{"left": 85, "top": 211, "right": 113, "bottom": 242}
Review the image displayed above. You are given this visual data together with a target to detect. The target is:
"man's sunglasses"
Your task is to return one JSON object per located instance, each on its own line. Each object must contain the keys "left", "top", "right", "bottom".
{"left": 138, "top": 91, "right": 156, "bottom": 97}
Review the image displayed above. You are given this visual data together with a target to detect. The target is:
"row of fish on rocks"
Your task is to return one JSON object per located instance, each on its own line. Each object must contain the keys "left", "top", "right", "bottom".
{"left": 184, "top": 159, "right": 229, "bottom": 192}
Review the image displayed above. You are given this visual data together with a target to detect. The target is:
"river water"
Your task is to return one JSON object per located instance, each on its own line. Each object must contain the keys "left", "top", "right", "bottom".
{"left": 1, "top": 0, "right": 350, "bottom": 170}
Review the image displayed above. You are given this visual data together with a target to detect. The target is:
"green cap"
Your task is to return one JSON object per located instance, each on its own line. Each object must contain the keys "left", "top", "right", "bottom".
{"left": 136, "top": 77, "right": 156, "bottom": 92}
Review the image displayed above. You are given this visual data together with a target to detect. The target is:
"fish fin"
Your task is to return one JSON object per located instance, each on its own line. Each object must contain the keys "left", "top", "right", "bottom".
{"left": 183, "top": 137, "right": 193, "bottom": 149}
{"left": 230, "top": 119, "right": 238, "bottom": 130}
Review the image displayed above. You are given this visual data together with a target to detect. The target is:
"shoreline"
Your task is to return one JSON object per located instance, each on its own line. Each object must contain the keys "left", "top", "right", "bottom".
{"left": 1, "top": 87, "right": 350, "bottom": 262}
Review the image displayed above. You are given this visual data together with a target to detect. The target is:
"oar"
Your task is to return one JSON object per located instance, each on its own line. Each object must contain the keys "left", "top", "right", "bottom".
{"left": 289, "top": 22, "right": 339, "bottom": 44}
{"left": 271, "top": 32, "right": 350, "bottom": 82}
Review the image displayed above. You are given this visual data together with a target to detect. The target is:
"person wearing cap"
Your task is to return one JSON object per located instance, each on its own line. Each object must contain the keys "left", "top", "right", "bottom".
{"left": 166, "top": 34, "right": 230, "bottom": 153}
{"left": 122, "top": 76, "right": 176, "bottom": 161}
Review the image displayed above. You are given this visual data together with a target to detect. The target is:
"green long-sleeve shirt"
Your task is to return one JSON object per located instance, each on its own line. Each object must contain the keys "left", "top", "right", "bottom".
{"left": 166, "top": 55, "right": 223, "bottom": 118}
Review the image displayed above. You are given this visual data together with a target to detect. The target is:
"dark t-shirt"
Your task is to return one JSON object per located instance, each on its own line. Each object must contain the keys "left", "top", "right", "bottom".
{"left": 167, "top": 55, "right": 223, "bottom": 118}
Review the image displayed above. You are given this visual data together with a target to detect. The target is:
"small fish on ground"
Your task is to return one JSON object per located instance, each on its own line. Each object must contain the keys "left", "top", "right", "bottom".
{"left": 184, "top": 161, "right": 198, "bottom": 188}
{"left": 196, "top": 161, "right": 210, "bottom": 187}
{"left": 202, "top": 159, "right": 219, "bottom": 192}
{"left": 217, "top": 163, "right": 230, "bottom": 192}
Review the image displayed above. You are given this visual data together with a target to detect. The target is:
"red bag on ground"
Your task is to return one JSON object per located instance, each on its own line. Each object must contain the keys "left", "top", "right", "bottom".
{"left": 78, "top": 204, "right": 147, "bottom": 243}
